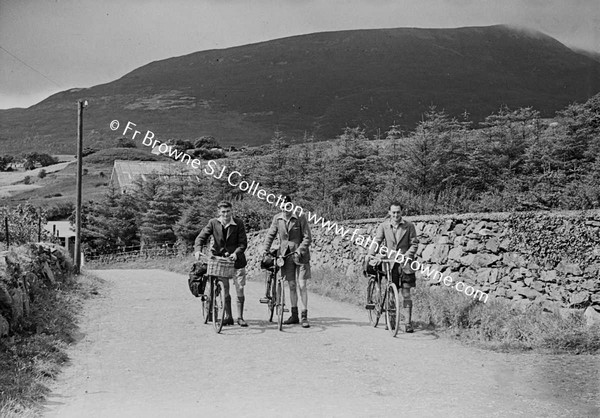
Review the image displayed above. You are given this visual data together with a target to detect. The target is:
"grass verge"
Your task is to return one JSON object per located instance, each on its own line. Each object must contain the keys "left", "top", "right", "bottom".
{"left": 0, "top": 272, "right": 104, "bottom": 417}
{"left": 309, "top": 266, "right": 600, "bottom": 354}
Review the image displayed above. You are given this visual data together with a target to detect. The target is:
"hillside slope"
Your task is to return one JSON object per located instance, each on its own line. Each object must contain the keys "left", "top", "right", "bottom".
{"left": 1, "top": 24, "right": 599, "bottom": 153}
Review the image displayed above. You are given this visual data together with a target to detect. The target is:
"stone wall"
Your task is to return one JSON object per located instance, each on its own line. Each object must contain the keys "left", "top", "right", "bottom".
{"left": 245, "top": 210, "right": 600, "bottom": 314}
{"left": 0, "top": 242, "right": 73, "bottom": 337}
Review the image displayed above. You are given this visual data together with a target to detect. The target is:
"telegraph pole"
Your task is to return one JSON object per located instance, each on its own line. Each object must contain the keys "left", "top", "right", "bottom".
{"left": 74, "top": 99, "right": 87, "bottom": 273}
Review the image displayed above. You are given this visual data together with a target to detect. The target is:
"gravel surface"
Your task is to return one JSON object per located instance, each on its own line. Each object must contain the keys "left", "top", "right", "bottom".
{"left": 43, "top": 269, "right": 599, "bottom": 418}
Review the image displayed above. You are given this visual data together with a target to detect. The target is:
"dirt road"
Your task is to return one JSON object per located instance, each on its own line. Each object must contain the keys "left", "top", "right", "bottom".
{"left": 43, "top": 270, "right": 599, "bottom": 417}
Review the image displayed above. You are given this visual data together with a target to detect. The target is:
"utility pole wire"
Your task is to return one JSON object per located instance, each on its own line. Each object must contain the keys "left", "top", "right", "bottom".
{"left": 0, "top": 45, "right": 62, "bottom": 88}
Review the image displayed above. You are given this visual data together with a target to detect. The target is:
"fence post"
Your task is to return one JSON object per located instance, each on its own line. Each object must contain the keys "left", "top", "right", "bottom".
{"left": 4, "top": 217, "right": 9, "bottom": 249}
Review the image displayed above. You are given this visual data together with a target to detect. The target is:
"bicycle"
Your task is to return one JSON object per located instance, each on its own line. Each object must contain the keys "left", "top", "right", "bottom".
{"left": 259, "top": 250, "right": 278, "bottom": 323}
{"left": 259, "top": 251, "right": 297, "bottom": 331}
{"left": 197, "top": 252, "right": 235, "bottom": 334}
{"left": 365, "top": 257, "right": 402, "bottom": 337}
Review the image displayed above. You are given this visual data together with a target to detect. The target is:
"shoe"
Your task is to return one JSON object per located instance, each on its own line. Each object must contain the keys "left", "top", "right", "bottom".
{"left": 404, "top": 323, "right": 414, "bottom": 333}
{"left": 237, "top": 318, "right": 248, "bottom": 327}
{"left": 284, "top": 307, "right": 299, "bottom": 325}
{"left": 259, "top": 297, "right": 271, "bottom": 304}
{"left": 301, "top": 310, "right": 310, "bottom": 328}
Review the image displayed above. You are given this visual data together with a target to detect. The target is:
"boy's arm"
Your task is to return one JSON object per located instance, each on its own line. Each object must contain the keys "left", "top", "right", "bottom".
{"left": 194, "top": 221, "right": 214, "bottom": 253}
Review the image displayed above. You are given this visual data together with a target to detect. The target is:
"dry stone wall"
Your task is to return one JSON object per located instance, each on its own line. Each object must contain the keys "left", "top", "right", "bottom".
{"left": 0, "top": 242, "right": 73, "bottom": 337}
{"left": 245, "top": 210, "right": 600, "bottom": 313}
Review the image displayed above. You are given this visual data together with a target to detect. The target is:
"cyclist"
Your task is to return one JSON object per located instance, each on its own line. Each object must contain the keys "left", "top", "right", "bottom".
{"left": 194, "top": 200, "right": 249, "bottom": 327}
{"left": 367, "top": 201, "right": 419, "bottom": 333}
{"left": 262, "top": 195, "right": 312, "bottom": 328}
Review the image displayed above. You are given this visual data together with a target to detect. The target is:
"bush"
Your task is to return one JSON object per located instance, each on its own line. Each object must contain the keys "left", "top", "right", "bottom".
{"left": 23, "top": 176, "right": 31, "bottom": 185}
{"left": 37, "top": 169, "right": 47, "bottom": 179}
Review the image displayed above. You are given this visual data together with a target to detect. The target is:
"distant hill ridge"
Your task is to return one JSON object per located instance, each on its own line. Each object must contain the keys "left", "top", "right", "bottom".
{"left": 1, "top": 24, "right": 600, "bottom": 154}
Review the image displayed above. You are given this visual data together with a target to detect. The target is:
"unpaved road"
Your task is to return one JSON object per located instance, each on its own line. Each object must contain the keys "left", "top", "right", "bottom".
{"left": 44, "top": 270, "right": 599, "bottom": 417}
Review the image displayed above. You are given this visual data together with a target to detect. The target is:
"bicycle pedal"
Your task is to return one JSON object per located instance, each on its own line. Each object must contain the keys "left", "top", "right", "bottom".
{"left": 365, "top": 303, "right": 375, "bottom": 310}
{"left": 259, "top": 297, "right": 271, "bottom": 304}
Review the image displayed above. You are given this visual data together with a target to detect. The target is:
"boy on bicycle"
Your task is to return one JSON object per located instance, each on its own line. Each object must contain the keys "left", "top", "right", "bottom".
{"left": 262, "top": 195, "right": 312, "bottom": 328}
{"left": 367, "top": 201, "right": 419, "bottom": 333}
{"left": 194, "top": 201, "right": 249, "bottom": 327}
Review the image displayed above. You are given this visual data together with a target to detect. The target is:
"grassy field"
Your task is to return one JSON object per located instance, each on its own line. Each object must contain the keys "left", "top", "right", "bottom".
{"left": 89, "top": 256, "right": 600, "bottom": 354}
{"left": 0, "top": 272, "right": 104, "bottom": 417}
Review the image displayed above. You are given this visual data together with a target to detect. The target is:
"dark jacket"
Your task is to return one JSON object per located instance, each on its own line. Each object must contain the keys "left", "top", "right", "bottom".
{"left": 370, "top": 219, "right": 419, "bottom": 273}
{"left": 263, "top": 213, "right": 311, "bottom": 264}
{"left": 194, "top": 217, "right": 247, "bottom": 269}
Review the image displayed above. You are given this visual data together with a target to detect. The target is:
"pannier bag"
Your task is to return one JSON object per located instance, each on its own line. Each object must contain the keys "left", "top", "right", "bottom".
{"left": 188, "top": 262, "right": 208, "bottom": 297}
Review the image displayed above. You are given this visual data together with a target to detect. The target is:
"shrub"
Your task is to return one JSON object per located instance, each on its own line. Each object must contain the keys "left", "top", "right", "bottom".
{"left": 37, "top": 169, "right": 47, "bottom": 179}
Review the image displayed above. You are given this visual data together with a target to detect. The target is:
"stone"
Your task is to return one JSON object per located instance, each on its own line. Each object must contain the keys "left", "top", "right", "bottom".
{"left": 540, "top": 270, "right": 558, "bottom": 283}
{"left": 465, "top": 239, "right": 479, "bottom": 252}
{"left": 472, "top": 253, "right": 501, "bottom": 268}
{"left": 498, "top": 238, "right": 511, "bottom": 251}
{"left": 453, "top": 224, "right": 466, "bottom": 235}
{"left": 503, "top": 252, "right": 526, "bottom": 268}
{"left": 485, "top": 237, "right": 499, "bottom": 253}
{"left": 437, "top": 236, "right": 451, "bottom": 245}
{"left": 459, "top": 254, "right": 476, "bottom": 266}
{"left": 431, "top": 244, "right": 450, "bottom": 264}
{"left": 524, "top": 276, "right": 534, "bottom": 286}
{"left": 516, "top": 286, "right": 540, "bottom": 300}
{"left": 556, "top": 261, "right": 583, "bottom": 276}
{"left": 584, "top": 306, "right": 600, "bottom": 327}
{"left": 476, "top": 268, "right": 491, "bottom": 282}
{"left": 453, "top": 236, "right": 467, "bottom": 247}
{"left": 448, "top": 247, "right": 463, "bottom": 261}
{"left": 478, "top": 228, "right": 495, "bottom": 236}
{"left": 0, "top": 315, "right": 8, "bottom": 337}
{"left": 488, "top": 269, "right": 499, "bottom": 284}
{"left": 569, "top": 291, "right": 590, "bottom": 307}
{"left": 421, "top": 244, "right": 436, "bottom": 262}
{"left": 416, "top": 243, "right": 427, "bottom": 257}
{"left": 532, "top": 280, "right": 545, "bottom": 293}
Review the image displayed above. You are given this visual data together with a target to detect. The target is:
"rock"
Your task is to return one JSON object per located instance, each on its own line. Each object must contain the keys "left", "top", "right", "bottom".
{"left": 437, "top": 236, "right": 451, "bottom": 245}
{"left": 465, "top": 239, "right": 479, "bottom": 252}
{"left": 532, "top": 280, "right": 544, "bottom": 293}
{"left": 0, "top": 315, "right": 8, "bottom": 337}
{"left": 485, "top": 237, "right": 499, "bottom": 252}
{"left": 453, "top": 224, "right": 466, "bottom": 235}
{"left": 498, "top": 238, "right": 511, "bottom": 251}
{"left": 488, "top": 269, "right": 499, "bottom": 284}
{"left": 476, "top": 268, "right": 491, "bottom": 282}
{"left": 556, "top": 261, "right": 583, "bottom": 276}
{"left": 524, "top": 276, "right": 533, "bottom": 286}
{"left": 421, "top": 244, "right": 436, "bottom": 262}
{"left": 569, "top": 291, "right": 590, "bottom": 307}
{"left": 472, "top": 253, "right": 501, "bottom": 268}
{"left": 540, "top": 270, "right": 558, "bottom": 283}
{"left": 431, "top": 244, "right": 449, "bottom": 264}
{"left": 503, "top": 252, "right": 526, "bottom": 268}
{"left": 448, "top": 247, "right": 463, "bottom": 261}
{"left": 584, "top": 306, "right": 600, "bottom": 326}
{"left": 516, "top": 286, "right": 540, "bottom": 300}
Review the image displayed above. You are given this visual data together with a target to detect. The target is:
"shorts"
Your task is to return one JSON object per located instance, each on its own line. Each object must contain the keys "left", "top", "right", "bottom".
{"left": 391, "top": 264, "right": 416, "bottom": 289}
{"left": 226, "top": 267, "right": 246, "bottom": 288}
{"left": 280, "top": 257, "right": 311, "bottom": 282}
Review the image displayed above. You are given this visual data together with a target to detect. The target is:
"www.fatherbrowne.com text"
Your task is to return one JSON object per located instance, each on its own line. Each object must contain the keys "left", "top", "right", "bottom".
{"left": 112, "top": 119, "right": 489, "bottom": 303}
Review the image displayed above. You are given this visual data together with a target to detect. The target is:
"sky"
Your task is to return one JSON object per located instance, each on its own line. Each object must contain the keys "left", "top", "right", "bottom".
{"left": 1, "top": 0, "right": 599, "bottom": 109}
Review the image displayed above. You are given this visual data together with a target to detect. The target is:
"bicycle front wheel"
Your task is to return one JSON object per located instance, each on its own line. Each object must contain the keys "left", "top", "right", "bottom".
{"left": 202, "top": 279, "right": 210, "bottom": 324}
{"left": 267, "top": 271, "right": 276, "bottom": 322}
{"left": 385, "top": 282, "right": 400, "bottom": 337}
{"left": 277, "top": 278, "right": 285, "bottom": 331}
{"left": 366, "top": 278, "right": 381, "bottom": 327}
{"left": 212, "top": 279, "right": 225, "bottom": 334}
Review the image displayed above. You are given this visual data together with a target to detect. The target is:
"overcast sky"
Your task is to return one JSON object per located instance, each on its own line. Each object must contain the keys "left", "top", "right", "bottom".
{"left": 1, "top": 0, "right": 598, "bottom": 109}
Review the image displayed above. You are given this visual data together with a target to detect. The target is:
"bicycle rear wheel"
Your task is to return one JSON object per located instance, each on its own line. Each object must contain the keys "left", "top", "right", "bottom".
{"left": 277, "top": 278, "right": 285, "bottom": 331}
{"left": 366, "top": 278, "right": 381, "bottom": 327}
{"left": 385, "top": 282, "right": 400, "bottom": 337}
{"left": 212, "top": 279, "right": 225, "bottom": 334}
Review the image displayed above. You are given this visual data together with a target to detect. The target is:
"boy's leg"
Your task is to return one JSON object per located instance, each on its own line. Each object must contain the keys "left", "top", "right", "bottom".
{"left": 282, "top": 258, "right": 299, "bottom": 324}
{"left": 297, "top": 264, "right": 310, "bottom": 328}
{"left": 234, "top": 268, "right": 248, "bottom": 327}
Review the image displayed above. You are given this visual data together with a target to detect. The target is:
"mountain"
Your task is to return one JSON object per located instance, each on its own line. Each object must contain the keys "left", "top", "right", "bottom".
{"left": 1, "top": 24, "right": 600, "bottom": 154}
